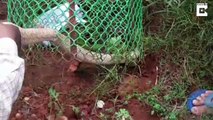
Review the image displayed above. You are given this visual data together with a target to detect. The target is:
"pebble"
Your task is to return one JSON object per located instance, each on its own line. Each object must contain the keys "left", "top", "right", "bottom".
{"left": 31, "top": 114, "right": 37, "bottom": 118}
{"left": 97, "top": 100, "right": 105, "bottom": 109}
{"left": 15, "top": 113, "right": 22, "bottom": 119}
{"left": 24, "top": 97, "right": 30, "bottom": 101}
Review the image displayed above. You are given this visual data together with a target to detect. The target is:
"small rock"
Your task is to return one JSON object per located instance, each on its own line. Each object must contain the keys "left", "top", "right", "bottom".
{"left": 31, "top": 114, "right": 37, "bottom": 118}
{"left": 23, "top": 97, "right": 30, "bottom": 101}
{"left": 151, "top": 110, "right": 155, "bottom": 115}
{"left": 97, "top": 100, "right": 105, "bottom": 109}
{"left": 15, "top": 113, "right": 22, "bottom": 119}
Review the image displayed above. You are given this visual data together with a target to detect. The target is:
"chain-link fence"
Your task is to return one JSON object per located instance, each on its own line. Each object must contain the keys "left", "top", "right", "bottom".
{"left": 7, "top": 0, "right": 143, "bottom": 65}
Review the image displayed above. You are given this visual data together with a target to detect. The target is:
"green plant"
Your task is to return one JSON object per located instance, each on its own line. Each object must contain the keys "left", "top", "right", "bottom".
{"left": 91, "top": 65, "right": 122, "bottom": 96}
{"left": 201, "top": 115, "right": 213, "bottom": 120}
{"left": 136, "top": 92, "right": 167, "bottom": 116}
{"left": 105, "top": 108, "right": 115, "bottom": 113}
{"left": 48, "top": 87, "right": 64, "bottom": 117}
{"left": 72, "top": 105, "right": 81, "bottom": 118}
{"left": 115, "top": 109, "right": 132, "bottom": 120}
{"left": 76, "top": 33, "right": 127, "bottom": 53}
{"left": 139, "top": 0, "right": 213, "bottom": 119}
{"left": 166, "top": 112, "right": 179, "bottom": 120}
{"left": 99, "top": 112, "right": 109, "bottom": 120}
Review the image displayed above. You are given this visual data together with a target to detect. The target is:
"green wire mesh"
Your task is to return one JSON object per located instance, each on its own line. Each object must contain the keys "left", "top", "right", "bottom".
{"left": 7, "top": 0, "right": 143, "bottom": 64}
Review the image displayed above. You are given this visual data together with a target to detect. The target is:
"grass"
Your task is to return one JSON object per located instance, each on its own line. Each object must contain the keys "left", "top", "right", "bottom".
{"left": 136, "top": 0, "right": 213, "bottom": 119}
{"left": 48, "top": 87, "right": 64, "bottom": 117}
{"left": 89, "top": 0, "right": 211, "bottom": 119}
{"left": 91, "top": 65, "right": 122, "bottom": 96}
{"left": 72, "top": 105, "right": 82, "bottom": 118}
{"left": 91, "top": 1, "right": 212, "bottom": 119}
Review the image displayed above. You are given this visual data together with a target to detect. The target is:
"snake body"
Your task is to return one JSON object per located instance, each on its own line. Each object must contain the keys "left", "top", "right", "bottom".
{"left": 2, "top": 22, "right": 71, "bottom": 54}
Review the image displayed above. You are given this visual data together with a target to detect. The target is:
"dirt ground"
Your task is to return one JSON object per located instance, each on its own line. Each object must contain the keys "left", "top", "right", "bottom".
{"left": 8, "top": 50, "right": 160, "bottom": 120}
{"left": 1, "top": 1, "right": 161, "bottom": 119}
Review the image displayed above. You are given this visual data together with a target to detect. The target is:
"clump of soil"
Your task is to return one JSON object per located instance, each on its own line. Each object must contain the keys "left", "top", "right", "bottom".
{"left": 9, "top": 50, "right": 160, "bottom": 120}
{"left": 118, "top": 54, "right": 159, "bottom": 96}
